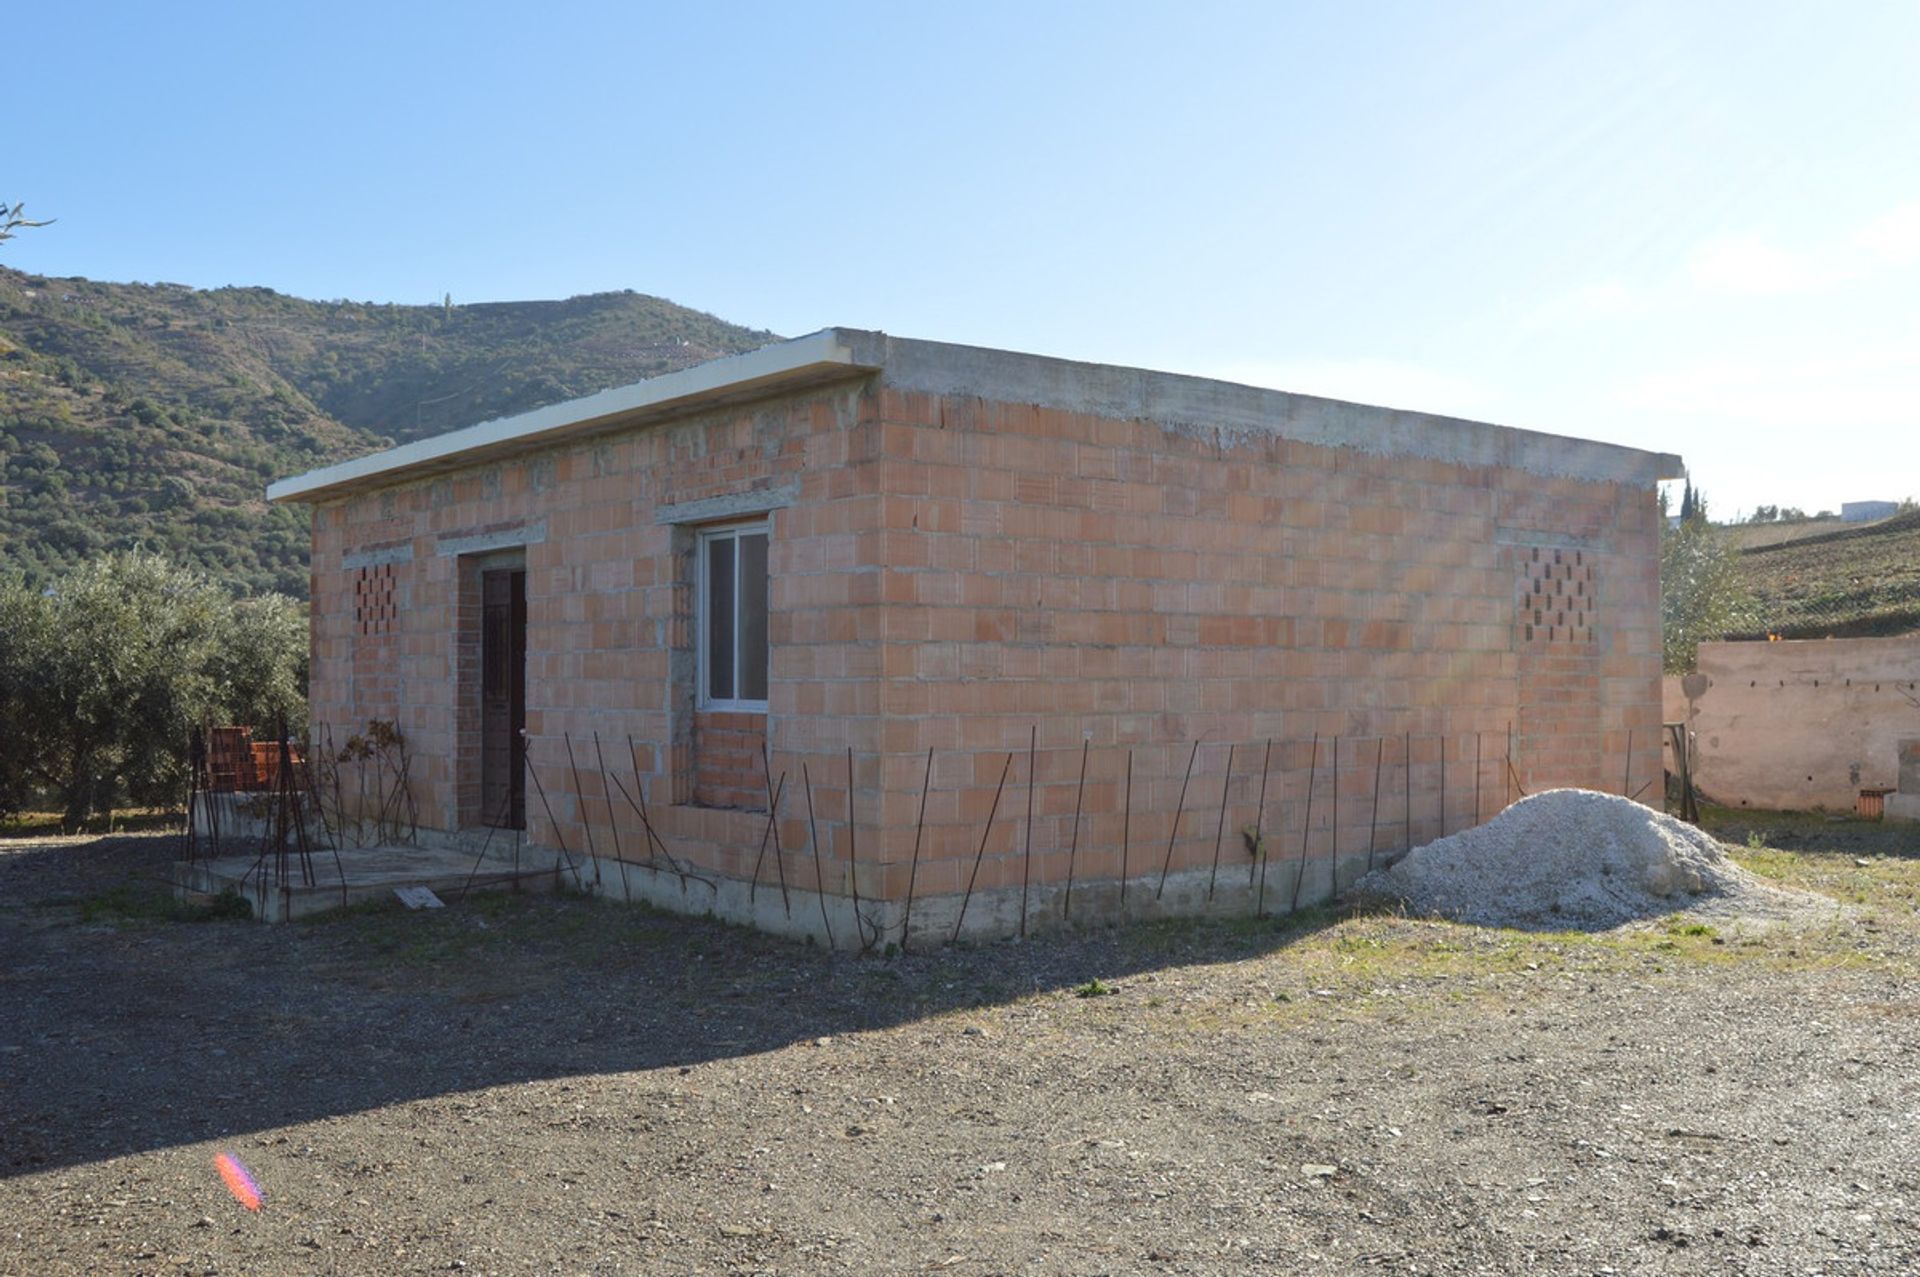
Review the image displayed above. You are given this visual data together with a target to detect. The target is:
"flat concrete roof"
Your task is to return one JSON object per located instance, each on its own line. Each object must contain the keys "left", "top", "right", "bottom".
{"left": 268, "top": 327, "right": 1684, "bottom": 503}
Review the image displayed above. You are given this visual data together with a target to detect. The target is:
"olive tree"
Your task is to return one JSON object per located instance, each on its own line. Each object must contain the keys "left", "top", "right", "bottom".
{"left": 0, "top": 575, "right": 57, "bottom": 816}
{"left": 0, "top": 552, "right": 307, "bottom": 827}
{"left": 1661, "top": 488, "right": 1754, "bottom": 674}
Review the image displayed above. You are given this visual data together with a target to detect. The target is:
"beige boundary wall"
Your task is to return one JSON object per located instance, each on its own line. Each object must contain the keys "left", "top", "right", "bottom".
{"left": 1666, "top": 637, "right": 1920, "bottom": 812}
{"left": 277, "top": 329, "right": 1678, "bottom": 946}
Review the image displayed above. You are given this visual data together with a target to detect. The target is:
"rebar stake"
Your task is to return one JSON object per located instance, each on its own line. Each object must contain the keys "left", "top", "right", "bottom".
{"left": 1021, "top": 725, "right": 1037, "bottom": 938}
{"left": 749, "top": 772, "right": 788, "bottom": 907}
{"left": 1331, "top": 735, "right": 1341, "bottom": 890}
{"left": 1157, "top": 741, "right": 1200, "bottom": 900}
{"left": 1253, "top": 737, "right": 1273, "bottom": 902}
{"left": 801, "top": 761, "right": 834, "bottom": 950}
{"left": 1474, "top": 732, "right": 1484, "bottom": 828}
{"left": 1403, "top": 730, "right": 1412, "bottom": 851}
{"left": 563, "top": 732, "right": 604, "bottom": 893}
{"left": 625, "top": 735, "right": 690, "bottom": 890}
{"left": 846, "top": 746, "right": 868, "bottom": 953}
{"left": 1291, "top": 732, "right": 1319, "bottom": 913}
{"left": 592, "top": 732, "right": 631, "bottom": 904}
{"left": 1208, "top": 743, "right": 1235, "bottom": 902}
{"left": 1506, "top": 721, "right": 1515, "bottom": 810}
{"left": 1064, "top": 738, "right": 1089, "bottom": 921}
{"left": 953, "top": 752, "right": 1014, "bottom": 944}
{"left": 524, "top": 748, "right": 586, "bottom": 891}
{"left": 1366, "top": 736, "right": 1384, "bottom": 876}
{"left": 901, "top": 746, "right": 933, "bottom": 953}
{"left": 758, "top": 737, "right": 791, "bottom": 916}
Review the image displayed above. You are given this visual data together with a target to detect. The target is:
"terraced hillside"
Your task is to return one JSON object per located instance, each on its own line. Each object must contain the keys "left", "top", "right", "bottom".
{"left": 1730, "top": 509, "right": 1920, "bottom": 639}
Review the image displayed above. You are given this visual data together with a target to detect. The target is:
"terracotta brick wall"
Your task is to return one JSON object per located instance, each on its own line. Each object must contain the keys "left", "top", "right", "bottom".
{"left": 692, "top": 711, "right": 768, "bottom": 811}
{"left": 298, "top": 369, "right": 1664, "bottom": 932}
{"left": 856, "top": 388, "right": 1665, "bottom": 908}
{"left": 304, "top": 380, "right": 883, "bottom": 886}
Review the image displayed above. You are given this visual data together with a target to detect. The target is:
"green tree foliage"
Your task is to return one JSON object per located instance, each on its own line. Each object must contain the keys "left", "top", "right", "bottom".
{"left": 1662, "top": 491, "right": 1755, "bottom": 674}
{"left": 0, "top": 552, "right": 307, "bottom": 826}
{"left": 0, "top": 574, "right": 56, "bottom": 818}
{"left": 206, "top": 593, "right": 309, "bottom": 731}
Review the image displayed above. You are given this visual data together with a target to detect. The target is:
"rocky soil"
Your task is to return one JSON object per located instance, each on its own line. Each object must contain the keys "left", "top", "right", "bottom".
{"left": 1, "top": 821, "right": 1917, "bottom": 1276}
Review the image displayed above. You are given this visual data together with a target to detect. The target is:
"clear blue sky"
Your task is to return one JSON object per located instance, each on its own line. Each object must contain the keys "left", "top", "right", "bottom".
{"left": 9, "top": 1, "right": 1917, "bottom": 518}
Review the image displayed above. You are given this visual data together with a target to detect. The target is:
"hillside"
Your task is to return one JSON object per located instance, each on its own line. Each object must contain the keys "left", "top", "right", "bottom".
{"left": 1716, "top": 516, "right": 1849, "bottom": 551}
{"left": 1727, "top": 509, "right": 1920, "bottom": 640}
{"left": 0, "top": 267, "right": 776, "bottom": 594}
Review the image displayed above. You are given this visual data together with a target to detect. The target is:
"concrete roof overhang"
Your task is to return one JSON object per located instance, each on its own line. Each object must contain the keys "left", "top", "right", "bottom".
{"left": 268, "top": 327, "right": 1684, "bottom": 504}
{"left": 265, "top": 329, "right": 879, "bottom": 504}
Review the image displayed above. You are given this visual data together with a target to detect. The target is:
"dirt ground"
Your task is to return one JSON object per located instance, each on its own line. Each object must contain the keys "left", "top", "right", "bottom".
{"left": 1, "top": 813, "right": 1917, "bottom": 1276}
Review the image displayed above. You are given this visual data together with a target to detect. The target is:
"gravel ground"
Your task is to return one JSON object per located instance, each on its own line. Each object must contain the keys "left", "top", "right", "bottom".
{"left": 2, "top": 820, "right": 1918, "bottom": 1276}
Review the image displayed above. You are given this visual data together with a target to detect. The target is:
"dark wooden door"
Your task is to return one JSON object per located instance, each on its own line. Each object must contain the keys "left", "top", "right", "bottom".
{"left": 480, "top": 569, "right": 527, "bottom": 828}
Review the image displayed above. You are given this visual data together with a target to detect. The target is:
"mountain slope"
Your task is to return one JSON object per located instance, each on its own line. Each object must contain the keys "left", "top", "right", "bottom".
{"left": 1727, "top": 509, "right": 1920, "bottom": 639}
{"left": 0, "top": 267, "right": 776, "bottom": 594}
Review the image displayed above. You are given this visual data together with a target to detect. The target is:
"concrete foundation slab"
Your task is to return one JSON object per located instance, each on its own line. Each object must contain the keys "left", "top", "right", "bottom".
{"left": 172, "top": 843, "right": 561, "bottom": 923}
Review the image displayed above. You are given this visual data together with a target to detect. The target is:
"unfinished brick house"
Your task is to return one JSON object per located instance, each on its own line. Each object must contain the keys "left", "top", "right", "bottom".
{"left": 268, "top": 329, "right": 1682, "bottom": 946}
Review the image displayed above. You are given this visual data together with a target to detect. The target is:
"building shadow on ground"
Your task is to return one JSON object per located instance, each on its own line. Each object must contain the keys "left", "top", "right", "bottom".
{"left": 0, "top": 832, "right": 1359, "bottom": 1178}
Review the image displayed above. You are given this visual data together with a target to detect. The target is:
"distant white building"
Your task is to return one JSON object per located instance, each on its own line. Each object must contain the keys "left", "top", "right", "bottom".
{"left": 1843, "top": 500, "right": 1898, "bottom": 523}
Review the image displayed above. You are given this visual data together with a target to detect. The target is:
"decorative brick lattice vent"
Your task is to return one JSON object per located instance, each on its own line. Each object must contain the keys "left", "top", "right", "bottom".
{"left": 1520, "top": 546, "right": 1595, "bottom": 643}
{"left": 354, "top": 564, "right": 397, "bottom": 636}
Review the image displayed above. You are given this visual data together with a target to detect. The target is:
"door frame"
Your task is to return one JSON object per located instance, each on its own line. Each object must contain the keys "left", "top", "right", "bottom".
{"left": 462, "top": 549, "right": 526, "bottom": 830}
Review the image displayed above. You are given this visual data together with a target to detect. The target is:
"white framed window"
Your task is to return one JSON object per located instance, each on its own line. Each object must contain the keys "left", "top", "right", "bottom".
{"left": 696, "top": 521, "right": 770, "bottom": 711}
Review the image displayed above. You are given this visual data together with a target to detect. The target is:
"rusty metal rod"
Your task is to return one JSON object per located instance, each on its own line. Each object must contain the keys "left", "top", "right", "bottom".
{"left": 1403, "top": 730, "right": 1412, "bottom": 851}
{"left": 749, "top": 771, "right": 788, "bottom": 906}
{"left": 593, "top": 732, "right": 630, "bottom": 904}
{"left": 1474, "top": 731, "right": 1483, "bottom": 827}
{"left": 901, "top": 746, "right": 933, "bottom": 953}
{"left": 801, "top": 761, "right": 835, "bottom": 949}
{"left": 1064, "top": 738, "right": 1088, "bottom": 921}
{"left": 1021, "top": 724, "right": 1037, "bottom": 938}
{"left": 1366, "top": 736, "right": 1384, "bottom": 875}
{"left": 523, "top": 747, "right": 585, "bottom": 890}
{"left": 1291, "top": 733, "right": 1319, "bottom": 913}
{"left": 1157, "top": 740, "right": 1200, "bottom": 899}
{"left": 1506, "top": 720, "right": 1515, "bottom": 809}
{"left": 1328, "top": 737, "right": 1344, "bottom": 887}
{"left": 1331, "top": 735, "right": 1340, "bottom": 885}
{"left": 625, "top": 735, "right": 690, "bottom": 888}
{"left": 953, "top": 752, "right": 1014, "bottom": 944}
{"left": 326, "top": 723, "right": 345, "bottom": 852}
{"left": 1252, "top": 737, "right": 1272, "bottom": 899}
{"left": 847, "top": 746, "right": 867, "bottom": 952}
{"left": 604, "top": 767, "right": 691, "bottom": 886}
{"left": 303, "top": 742, "right": 347, "bottom": 906}
{"left": 758, "top": 737, "right": 791, "bottom": 916}
{"left": 457, "top": 781, "right": 519, "bottom": 901}
{"left": 1208, "top": 743, "right": 1235, "bottom": 901}
{"left": 1120, "top": 749, "right": 1134, "bottom": 910}
{"left": 563, "top": 732, "right": 604, "bottom": 892}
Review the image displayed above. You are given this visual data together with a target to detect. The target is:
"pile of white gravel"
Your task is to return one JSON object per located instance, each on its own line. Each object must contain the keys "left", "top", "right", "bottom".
{"left": 1353, "top": 788, "right": 1838, "bottom": 930}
